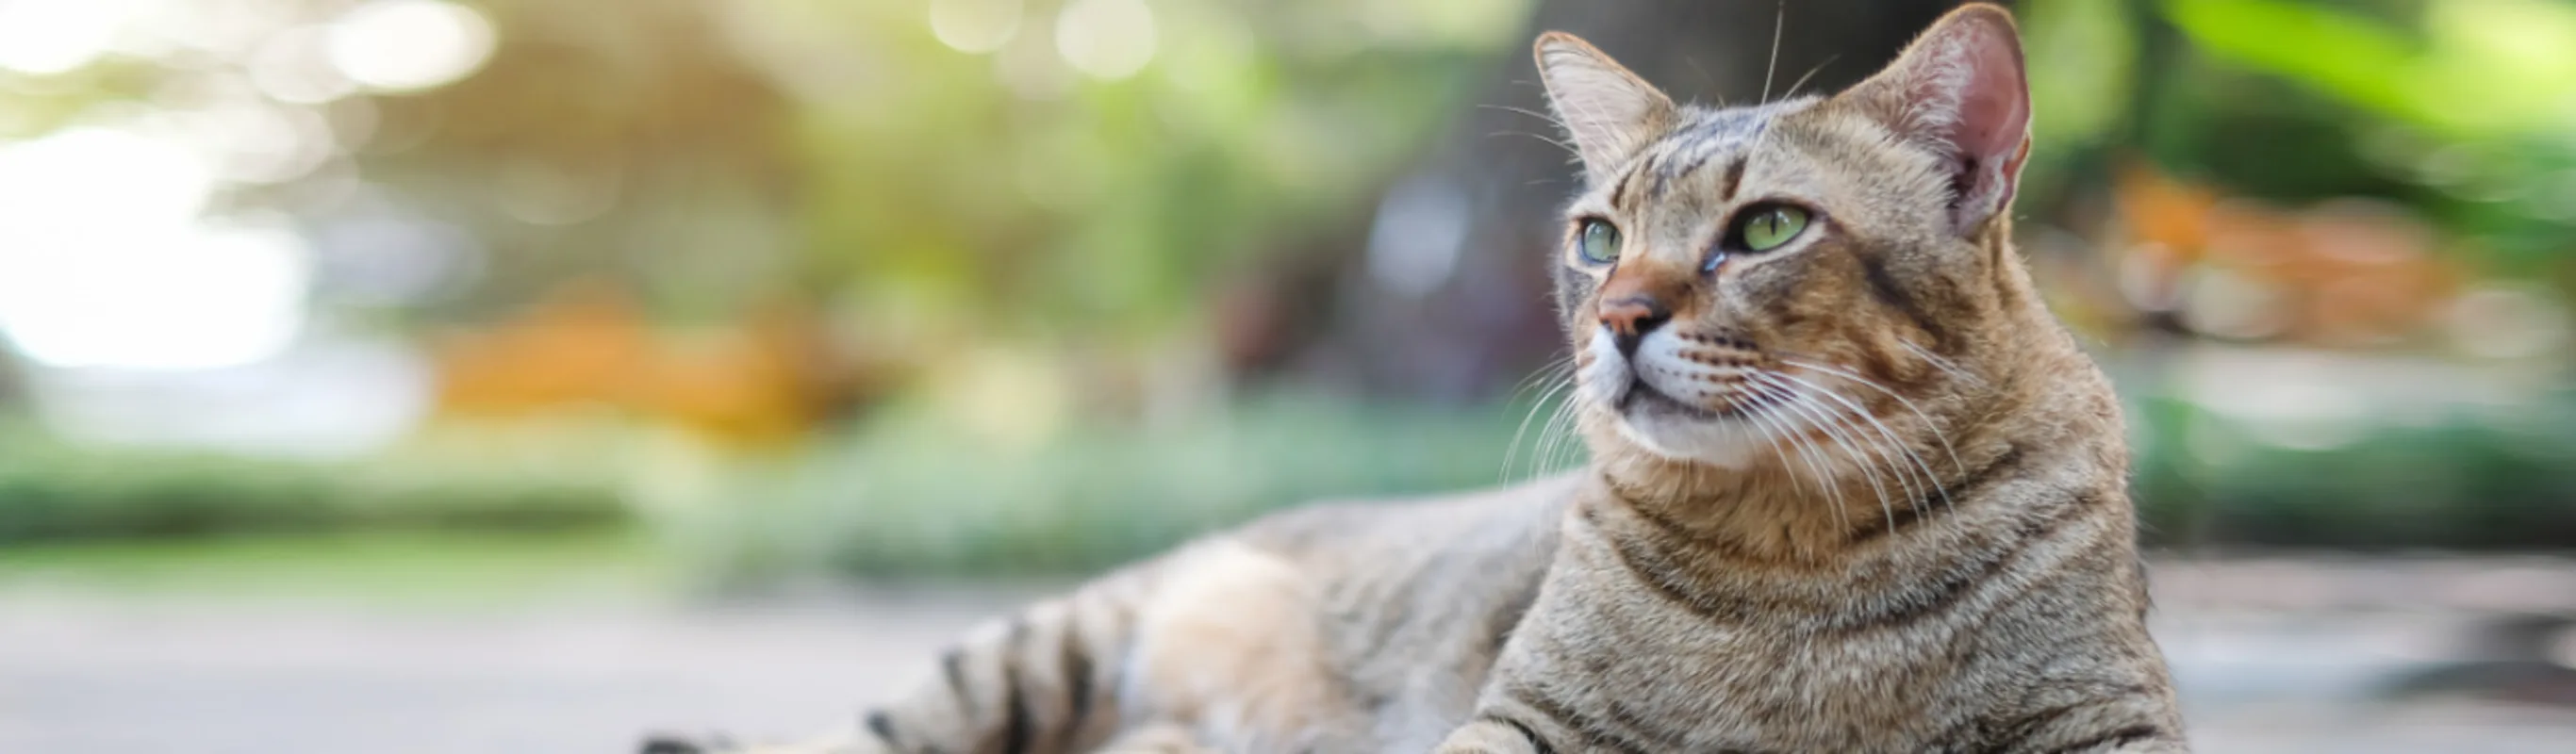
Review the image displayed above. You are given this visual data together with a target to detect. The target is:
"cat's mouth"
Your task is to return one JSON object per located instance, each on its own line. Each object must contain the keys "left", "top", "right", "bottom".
{"left": 1616, "top": 378, "right": 1725, "bottom": 421}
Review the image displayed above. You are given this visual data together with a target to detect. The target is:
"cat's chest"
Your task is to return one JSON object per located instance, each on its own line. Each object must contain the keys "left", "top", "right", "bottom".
{"left": 1508, "top": 590, "right": 1994, "bottom": 750}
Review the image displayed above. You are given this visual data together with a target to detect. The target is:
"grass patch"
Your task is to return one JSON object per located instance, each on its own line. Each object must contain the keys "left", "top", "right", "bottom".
{"left": 0, "top": 528, "right": 666, "bottom": 606}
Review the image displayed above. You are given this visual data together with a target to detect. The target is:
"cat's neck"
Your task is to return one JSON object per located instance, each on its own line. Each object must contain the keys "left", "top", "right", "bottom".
{"left": 1583, "top": 441, "right": 2023, "bottom": 566}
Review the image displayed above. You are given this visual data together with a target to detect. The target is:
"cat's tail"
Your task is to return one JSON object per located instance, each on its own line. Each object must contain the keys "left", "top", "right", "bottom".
{"left": 641, "top": 561, "right": 1170, "bottom": 754}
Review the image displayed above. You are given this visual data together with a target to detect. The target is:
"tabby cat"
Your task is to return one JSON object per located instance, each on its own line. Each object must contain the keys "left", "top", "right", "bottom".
{"left": 646, "top": 5, "right": 2187, "bottom": 752}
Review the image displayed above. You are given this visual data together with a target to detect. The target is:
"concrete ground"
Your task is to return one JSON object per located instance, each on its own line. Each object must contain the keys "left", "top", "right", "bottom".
{"left": 5, "top": 560, "right": 2576, "bottom": 753}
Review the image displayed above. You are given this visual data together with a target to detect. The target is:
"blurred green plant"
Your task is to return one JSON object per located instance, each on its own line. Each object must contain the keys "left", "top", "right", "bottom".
{"left": 761, "top": 0, "right": 1531, "bottom": 345}
{"left": 661, "top": 390, "right": 1576, "bottom": 582}
{"left": 659, "top": 383, "right": 2576, "bottom": 584}
{"left": 0, "top": 421, "right": 632, "bottom": 544}
{"left": 2158, "top": 0, "right": 2576, "bottom": 273}
{"left": 2133, "top": 390, "right": 2576, "bottom": 551}
{"left": 0, "top": 529, "right": 658, "bottom": 606}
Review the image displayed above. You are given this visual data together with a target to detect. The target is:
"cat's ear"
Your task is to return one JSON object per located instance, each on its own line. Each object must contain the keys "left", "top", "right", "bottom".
{"left": 1841, "top": 4, "right": 2031, "bottom": 234}
{"left": 1534, "top": 32, "right": 1676, "bottom": 185}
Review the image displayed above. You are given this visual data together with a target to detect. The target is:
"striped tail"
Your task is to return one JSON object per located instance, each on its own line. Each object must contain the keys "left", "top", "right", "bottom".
{"left": 645, "top": 566, "right": 1162, "bottom": 754}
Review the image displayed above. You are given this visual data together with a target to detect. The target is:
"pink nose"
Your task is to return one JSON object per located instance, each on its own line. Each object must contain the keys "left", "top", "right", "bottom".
{"left": 1598, "top": 295, "right": 1670, "bottom": 355}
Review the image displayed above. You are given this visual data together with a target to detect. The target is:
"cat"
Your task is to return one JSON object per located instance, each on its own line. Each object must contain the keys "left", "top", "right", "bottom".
{"left": 643, "top": 5, "right": 2187, "bottom": 752}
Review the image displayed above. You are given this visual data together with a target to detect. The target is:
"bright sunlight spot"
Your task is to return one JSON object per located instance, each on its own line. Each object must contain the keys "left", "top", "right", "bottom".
{"left": 0, "top": 0, "right": 139, "bottom": 74}
{"left": 1055, "top": 0, "right": 1156, "bottom": 80}
{"left": 0, "top": 126, "right": 312, "bottom": 369}
{"left": 931, "top": 0, "right": 1023, "bottom": 55}
{"left": 326, "top": 0, "right": 497, "bottom": 92}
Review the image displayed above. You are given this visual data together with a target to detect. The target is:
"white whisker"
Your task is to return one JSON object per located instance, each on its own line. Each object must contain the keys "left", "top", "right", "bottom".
{"left": 1744, "top": 384, "right": 1846, "bottom": 530}
{"left": 1782, "top": 358, "right": 1968, "bottom": 477}
{"left": 1532, "top": 385, "right": 1586, "bottom": 478}
{"left": 1760, "top": 0, "right": 1786, "bottom": 105}
{"left": 1756, "top": 375, "right": 1896, "bottom": 533}
{"left": 1502, "top": 369, "right": 1577, "bottom": 484}
{"left": 1737, "top": 398, "right": 1808, "bottom": 499}
{"left": 1476, "top": 103, "right": 1570, "bottom": 130}
{"left": 1758, "top": 372, "right": 1927, "bottom": 514}
{"left": 1897, "top": 340, "right": 1980, "bottom": 386}
{"left": 1782, "top": 54, "right": 1839, "bottom": 101}
{"left": 1765, "top": 370, "right": 1953, "bottom": 513}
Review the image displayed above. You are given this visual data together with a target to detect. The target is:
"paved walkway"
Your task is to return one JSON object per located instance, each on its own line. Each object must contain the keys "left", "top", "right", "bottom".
{"left": 5, "top": 562, "right": 2576, "bottom": 753}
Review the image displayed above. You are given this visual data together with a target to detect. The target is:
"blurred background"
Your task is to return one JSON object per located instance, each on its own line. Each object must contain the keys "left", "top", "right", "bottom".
{"left": 3, "top": 0, "right": 2575, "bottom": 751}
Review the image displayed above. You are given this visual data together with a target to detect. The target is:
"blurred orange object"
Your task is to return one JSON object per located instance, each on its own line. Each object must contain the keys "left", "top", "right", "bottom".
{"left": 2109, "top": 161, "right": 2460, "bottom": 347}
{"left": 429, "top": 280, "right": 867, "bottom": 444}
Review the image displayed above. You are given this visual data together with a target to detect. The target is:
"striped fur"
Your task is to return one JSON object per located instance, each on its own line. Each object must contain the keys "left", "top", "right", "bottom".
{"left": 643, "top": 6, "right": 2185, "bottom": 753}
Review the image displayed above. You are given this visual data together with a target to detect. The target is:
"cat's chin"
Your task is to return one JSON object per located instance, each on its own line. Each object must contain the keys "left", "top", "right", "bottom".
{"left": 1606, "top": 389, "right": 1769, "bottom": 467}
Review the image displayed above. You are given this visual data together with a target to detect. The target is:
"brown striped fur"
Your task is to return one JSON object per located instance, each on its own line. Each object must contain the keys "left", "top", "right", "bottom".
{"left": 641, "top": 6, "right": 2184, "bottom": 753}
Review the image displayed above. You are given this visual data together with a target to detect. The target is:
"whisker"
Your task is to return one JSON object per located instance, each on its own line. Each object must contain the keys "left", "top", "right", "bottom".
{"left": 1759, "top": 372, "right": 1927, "bottom": 514}
{"left": 1504, "top": 354, "right": 1577, "bottom": 401}
{"left": 1765, "top": 370, "right": 1953, "bottom": 512}
{"left": 1737, "top": 399, "right": 1808, "bottom": 499}
{"left": 1781, "top": 358, "right": 1968, "bottom": 476}
{"left": 1782, "top": 54, "right": 1841, "bottom": 101}
{"left": 1532, "top": 385, "right": 1586, "bottom": 478}
{"left": 1745, "top": 385, "right": 1846, "bottom": 531}
{"left": 1502, "top": 369, "right": 1577, "bottom": 484}
{"left": 1757, "top": 375, "right": 1895, "bottom": 533}
{"left": 1489, "top": 131, "right": 1581, "bottom": 160}
{"left": 1523, "top": 391, "right": 1570, "bottom": 482}
{"left": 1760, "top": 0, "right": 1786, "bottom": 105}
{"left": 1682, "top": 54, "right": 1718, "bottom": 94}
{"left": 1476, "top": 103, "right": 1569, "bottom": 129}
{"left": 1897, "top": 340, "right": 1981, "bottom": 386}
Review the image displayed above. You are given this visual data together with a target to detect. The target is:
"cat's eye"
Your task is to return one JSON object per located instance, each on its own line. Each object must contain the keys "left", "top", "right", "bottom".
{"left": 1732, "top": 205, "right": 1810, "bottom": 253}
{"left": 1576, "top": 219, "right": 1621, "bottom": 266}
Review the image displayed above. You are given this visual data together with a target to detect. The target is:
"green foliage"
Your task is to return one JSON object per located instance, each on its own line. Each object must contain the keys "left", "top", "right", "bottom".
{"left": 2133, "top": 392, "right": 2576, "bottom": 550}
{"left": 765, "top": 0, "right": 1527, "bottom": 342}
{"left": 2021, "top": 0, "right": 2138, "bottom": 157}
{"left": 666, "top": 392, "right": 1576, "bottom": 582}
{"left": 2158, "top": 0, "right": 2576, "bottom": 270}
{"left": 0, "top": 425, "right": 631, "bottom": 544}
{"left": 2166, "top": 0, "right": 2576, "bottom": 138}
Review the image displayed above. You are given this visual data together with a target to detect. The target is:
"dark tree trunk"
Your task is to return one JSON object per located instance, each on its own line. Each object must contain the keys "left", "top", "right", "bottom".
{"left": 1298, "top": 0, "right": 1985, "bottom": 403}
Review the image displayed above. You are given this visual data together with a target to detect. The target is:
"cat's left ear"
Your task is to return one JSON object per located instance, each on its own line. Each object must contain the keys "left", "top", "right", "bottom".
{"left": 1534, "top": 32, "right": 1676, "bottom": 186}
{"left": 1842, "top": 4, "right": 2031, "bottom": 234}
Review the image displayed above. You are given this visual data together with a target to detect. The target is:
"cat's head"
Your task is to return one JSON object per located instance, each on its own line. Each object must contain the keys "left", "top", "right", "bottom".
{"left": 1538, "top": 5, "right": 2068, "bottom": 480}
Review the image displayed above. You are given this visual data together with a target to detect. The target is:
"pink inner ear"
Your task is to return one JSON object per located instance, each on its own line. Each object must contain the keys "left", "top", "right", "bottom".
{"left": 1944, "top": 25, "right": 2029, "bottom": 175}
{"left": 1914, "top": 18, "right": 2030, "bottom": 228}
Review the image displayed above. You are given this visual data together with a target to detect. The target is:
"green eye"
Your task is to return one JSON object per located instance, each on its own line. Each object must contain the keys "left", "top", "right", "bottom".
{"left": 1577, "top": 220, "right": 1620, "bottom": 265}
{"left": 1735, "top": 205, "right": 1810, "bottom": 252}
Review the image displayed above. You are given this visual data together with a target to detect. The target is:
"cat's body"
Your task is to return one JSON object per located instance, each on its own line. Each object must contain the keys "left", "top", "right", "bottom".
{"left": 646, "top": 6, "right": 2187, "bottom": 753}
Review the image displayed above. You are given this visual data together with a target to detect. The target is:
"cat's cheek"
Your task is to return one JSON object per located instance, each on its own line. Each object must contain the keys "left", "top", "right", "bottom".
{"left": 1577, "top": 333, "right": 1630, "bottom": 407}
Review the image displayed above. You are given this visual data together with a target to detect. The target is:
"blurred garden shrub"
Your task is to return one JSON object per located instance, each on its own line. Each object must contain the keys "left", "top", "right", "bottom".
{"left": 663, "top": 383, "right": 2576, "bottom": 584}
{"left": 0, "top": 422, "right": 630, "bottom": 544}
{"left": 665, "top": 391, "right": 1568, "bottom": 582}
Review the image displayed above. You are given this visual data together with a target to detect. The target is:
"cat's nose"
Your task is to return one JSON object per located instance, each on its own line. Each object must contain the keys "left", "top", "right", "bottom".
{"left": 1598, "top": 295, "right": 1671, "bottom": 357}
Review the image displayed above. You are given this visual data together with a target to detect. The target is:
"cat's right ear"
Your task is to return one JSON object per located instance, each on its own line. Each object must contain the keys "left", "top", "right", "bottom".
{"left": 1534, "top": 32, "right": 1676, "bottom": 185}
{"left": 1840, "top": 4, "right": 2031, "bottom": 235}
